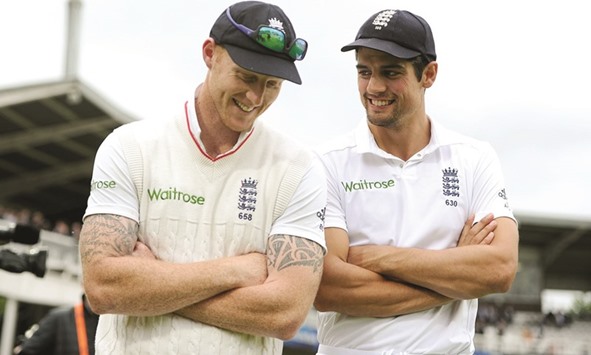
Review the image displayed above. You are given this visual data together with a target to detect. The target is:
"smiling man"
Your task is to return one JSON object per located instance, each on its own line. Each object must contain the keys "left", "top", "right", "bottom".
{"left": 78, "top": 2, "right": 326, "bottom": 354}
{"left": 314, "top": 9, "right": 519, "bottom": 355}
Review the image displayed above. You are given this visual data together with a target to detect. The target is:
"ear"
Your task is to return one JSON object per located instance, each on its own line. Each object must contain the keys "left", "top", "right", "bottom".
{"left": 422, "top": 61, "right": 438, "bottom": 88}
{"left": 202, "top": 38, "right": 216, "bottom": 69}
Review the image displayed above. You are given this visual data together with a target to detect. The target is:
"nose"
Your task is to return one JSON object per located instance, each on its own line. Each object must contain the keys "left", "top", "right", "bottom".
{"left": 245, "top": 83, "right": 266, "bottom": 107}
{"left": 366, "top": 74, "right": 386, "bottom": 94}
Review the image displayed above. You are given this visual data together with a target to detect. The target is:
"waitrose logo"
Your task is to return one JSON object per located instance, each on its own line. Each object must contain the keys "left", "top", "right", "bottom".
{"left": 341, "top": 179, "right": 395, "bottom": 192}
{"left": 91, "top": 180, "right": 116, "bottom": 191}
{"left": 147, "top": 187, "right": 205, "bottom": 205}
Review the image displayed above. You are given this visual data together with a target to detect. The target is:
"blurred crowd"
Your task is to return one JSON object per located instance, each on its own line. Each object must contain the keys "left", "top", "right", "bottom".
{"left": 476, "top": 303, "right": 575, "bottom": 336}
{"left": 476, "top": 303, "right": 516, "bottom": 336}
{"left": 0, "top": 205, "right": 81, "bottom": 240}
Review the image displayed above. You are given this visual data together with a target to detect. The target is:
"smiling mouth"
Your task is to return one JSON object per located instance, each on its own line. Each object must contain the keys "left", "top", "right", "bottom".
{"left": 233, "top": 98, "right": 255, "bottom": 112}
{"left": 369, "top": 98, "right": 395, "bottom": 107}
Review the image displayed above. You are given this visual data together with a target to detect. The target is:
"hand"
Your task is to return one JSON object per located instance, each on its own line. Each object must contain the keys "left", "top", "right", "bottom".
{"left": 347, "top": 244, "right": 387, "bottom": 272}
{"left": 132, "top": 241, "right": 157, "bottom": 259}
{"left": 233, "top": 252, "right": 268, "bottom": 287}
{"left": 457, "top": 213, "right": 497, "bottom": 247}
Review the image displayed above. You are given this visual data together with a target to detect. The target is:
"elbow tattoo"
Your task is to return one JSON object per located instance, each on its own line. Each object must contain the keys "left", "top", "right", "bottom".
{"left": 80, "top": 214, "right": 138, "bottom": 262}
{"left": 267, "top": 234, "right": 324, "bottom": 273}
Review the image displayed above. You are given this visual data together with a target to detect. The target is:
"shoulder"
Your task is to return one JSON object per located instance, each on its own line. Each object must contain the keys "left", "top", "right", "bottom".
{"left": 113, "top": 116, "right": 173, "bottom": 137}
{"left": 255, "top": 122, "right": 313, "bottom": 160}
{"left": 314, "top": 128, "right": 359, "bottom": 161}
{"left": 41, "top": 306, "right": 73, "bottom": 323}
{"left": 110, "top": 115, "right": 184, "bottom": 153}
{"left": 431, "top": 122, "right": 504, "bottom": 177}
{"left": 312, "top": 128, "right": 360, "bottom": 177}
{"left": 433, "top": 121, "right": 496, "bottom": 155}
{"left": 49, "top": 305, "right": 73, "bottom": 315}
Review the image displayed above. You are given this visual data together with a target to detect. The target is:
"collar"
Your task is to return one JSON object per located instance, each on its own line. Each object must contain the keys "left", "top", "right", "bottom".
{"left": 185, "top": 91, "right": 255, "bottom": 160}
{"left": 354, "top": 118, "right": 464, "bottom": 159}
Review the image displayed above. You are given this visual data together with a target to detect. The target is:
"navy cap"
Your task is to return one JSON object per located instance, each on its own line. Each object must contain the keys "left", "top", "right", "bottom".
{"left": 210, "top": 1, "right": 303, "bottom": 84}
{"left": 342, "top": 9, "right": 436, "bottom": 61}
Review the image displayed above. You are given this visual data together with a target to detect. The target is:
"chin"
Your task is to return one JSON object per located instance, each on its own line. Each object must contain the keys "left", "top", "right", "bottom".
{"left": 231, "top": 121, "right": 255, "bottom": 133}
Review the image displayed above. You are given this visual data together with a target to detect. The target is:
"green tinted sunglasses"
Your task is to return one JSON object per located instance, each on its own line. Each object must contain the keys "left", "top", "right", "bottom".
{"left": 225, "top": 8, "right": 308, "bottom": 61}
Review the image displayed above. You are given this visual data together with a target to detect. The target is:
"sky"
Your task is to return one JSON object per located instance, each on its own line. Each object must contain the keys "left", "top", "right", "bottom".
{"left": 1, "top": 0, "right": 590, "bottom": 221}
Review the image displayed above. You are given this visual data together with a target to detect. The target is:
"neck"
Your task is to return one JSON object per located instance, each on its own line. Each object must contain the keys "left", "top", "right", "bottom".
{"left": 370, "top": 115, "right": 431, "bottom": 161}
{"left": 194, "top": 84, "right": 240, "bottom": 157}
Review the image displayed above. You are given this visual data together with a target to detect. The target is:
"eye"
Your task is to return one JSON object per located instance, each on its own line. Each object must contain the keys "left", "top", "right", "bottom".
{"left": 241, "top": 75, "right": 257, "bottom": 84}
{"left": 266, "top": 80, "right": 282, "bottom": 89}
{"left": 357, "top": 69, "right": 371, "bottom": 78}
{"left": 384, "top": 70, "right": 399, "bottom": 78}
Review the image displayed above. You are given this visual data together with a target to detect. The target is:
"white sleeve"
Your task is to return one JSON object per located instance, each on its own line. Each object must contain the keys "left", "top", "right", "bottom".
{"left": 269, "top": 156, "right": 327, "bottom": 251}
{"left": 318, "top": 151, "right": 347, "bottom": 232}
{"left": 83, "top": 132, "right": 139, "bottom": 222}
{"left": 472, "top": 142, "right": 516, "bottom": 223}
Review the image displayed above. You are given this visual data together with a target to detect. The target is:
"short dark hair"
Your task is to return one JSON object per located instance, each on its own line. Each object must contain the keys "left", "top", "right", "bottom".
{"left": 410, "top": 55, "right": 433, "bottom": 81}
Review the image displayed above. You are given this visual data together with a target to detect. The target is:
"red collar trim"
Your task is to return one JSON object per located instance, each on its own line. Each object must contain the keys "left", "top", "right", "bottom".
{"left": 184, "top": 101, "right": 255, "bottom": 162}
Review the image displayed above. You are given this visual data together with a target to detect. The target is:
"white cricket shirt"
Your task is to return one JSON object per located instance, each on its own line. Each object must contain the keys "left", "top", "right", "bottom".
{"left": 316, "top": 120, "right": 515, "bottom": 354}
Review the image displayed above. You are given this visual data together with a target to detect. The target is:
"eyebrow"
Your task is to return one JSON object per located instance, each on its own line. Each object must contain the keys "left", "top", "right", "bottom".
{"left": 355, "top": 63, "right": 405, "bottom": 70}
{"left": 234, "top": 67, "right": 258, "bottom": 79}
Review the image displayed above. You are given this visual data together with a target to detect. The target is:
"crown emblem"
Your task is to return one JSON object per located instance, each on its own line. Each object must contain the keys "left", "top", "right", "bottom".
{"left": 241, "top": 177, "right": 258, "bottom": 189}
{"left": 373, "top": 10, "right": 395, "bottom": 30}
{"left": 442, "top": 167, "right": 458, "bottom": 177}
{"left": 238, "top": 177, "right": 258, "bottom": 212}
{"left": 268, "top": 18, "right": 284, "bottom": 30}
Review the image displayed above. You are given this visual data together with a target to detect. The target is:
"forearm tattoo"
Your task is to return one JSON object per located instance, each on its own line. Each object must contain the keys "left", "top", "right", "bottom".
{"left": 79, "top": 214, "right": 138, "bottom": 263}
{"left": 267, "top": 234, "right": 324, "bottom": 273}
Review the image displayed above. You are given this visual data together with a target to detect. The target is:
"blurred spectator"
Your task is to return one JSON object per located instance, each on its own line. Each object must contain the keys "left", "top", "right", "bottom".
{"left": 1, "top": 205, "right": 79, "bottom": 237}
{"left": 52, "top": 220, "right": 70, "bottom": 236}
{"left": 1, "top": 205, "right": 18, "bottom": 222}
{"left": 71, "top": 221, "right": 82, "bottom": 241}
{"left": 475, "top": 303, "right": 515, "bottom": 335}
{"left": 543, "top": 310, "right": 571, "bottom": 328}
{"left": 16, "top": 209, "right": 31, "bottom": 225}
{"left": 30, "top": 211, "right": 50, "bottom": 231}
{"left": 13, "top": 294, "right": 98, "bottom": 355}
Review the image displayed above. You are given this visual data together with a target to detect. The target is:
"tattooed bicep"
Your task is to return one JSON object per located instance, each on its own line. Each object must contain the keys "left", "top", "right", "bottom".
{"left": 267, "top": 234, "right": 324, "bottom": 273}
{"left": 79, "top": 214, "right": 139, "bottom": 262}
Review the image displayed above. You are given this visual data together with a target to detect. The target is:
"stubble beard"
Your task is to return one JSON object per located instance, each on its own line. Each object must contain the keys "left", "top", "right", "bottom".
{"left": 366, "top": 106, "right": 403, "bottom": 129}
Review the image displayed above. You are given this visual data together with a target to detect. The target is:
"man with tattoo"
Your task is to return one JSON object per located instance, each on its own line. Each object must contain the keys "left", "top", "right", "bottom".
{"left": 78, "top": 2, "right": 326, "bottom": 354}
{"left": 313, "top": 9, "right": 519, "bottom": 355}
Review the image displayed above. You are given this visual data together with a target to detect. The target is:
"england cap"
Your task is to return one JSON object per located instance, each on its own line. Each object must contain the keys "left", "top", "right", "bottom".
{"left": 341, "top": 9, "right": 436, "bottom": 61}
{"left": 210, "top": 1, "right": 303, "bottom": 84}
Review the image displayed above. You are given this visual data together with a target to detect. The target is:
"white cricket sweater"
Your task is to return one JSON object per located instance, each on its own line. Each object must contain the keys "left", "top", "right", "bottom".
{"left": 95, "top": 111, "right": 313, "bottom": 355}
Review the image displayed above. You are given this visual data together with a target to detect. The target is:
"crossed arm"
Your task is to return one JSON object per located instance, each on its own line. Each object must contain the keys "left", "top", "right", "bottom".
{"left": 314, "top": 214, "right": 519, "bottom": 318}
{"left": 79, "top": 213, "right": 324, "bottom": 340}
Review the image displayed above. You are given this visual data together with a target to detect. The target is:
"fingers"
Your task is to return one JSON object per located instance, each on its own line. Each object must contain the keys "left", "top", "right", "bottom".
{"left": 464, "top": 214, "right": 476, "bottom": 230}
{"left": 132, "top": 241, "right": 156, "bottom": 259}
{"left": 457, "top": 214, "right": 476, "bottom": 246}
{"left": 457, "top": 213, "right": 497, "bottom": 247}
{"left": 473, "top": 215, "right": 497, "bottom": 245}
{"left": 481, "top": 231, "right": 495, "bottom": 245}
{"left": 236, "top": 253, "right": 267, "bottom": 287}
{"left": 475, "top": 213, "right": 495, "bottom": 228}
{"left": 475, "top": 214, "right": 497, "bottom": 245}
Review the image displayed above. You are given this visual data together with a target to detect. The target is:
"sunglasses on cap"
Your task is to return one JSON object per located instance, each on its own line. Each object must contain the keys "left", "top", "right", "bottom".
{"left": 225, "top": 8, "right": 308, "bottom": 61}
